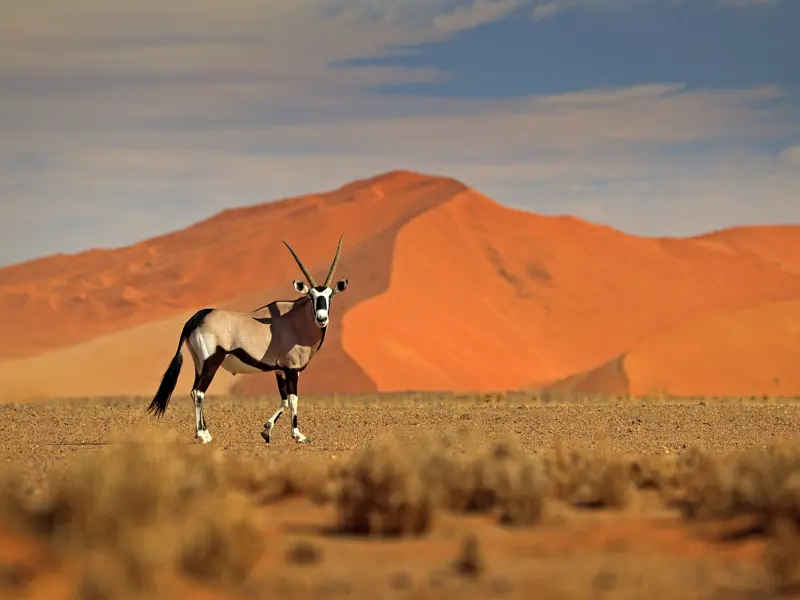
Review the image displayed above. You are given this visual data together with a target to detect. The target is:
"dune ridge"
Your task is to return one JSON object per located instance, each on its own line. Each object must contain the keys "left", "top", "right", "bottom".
{"left": 0, "top": 169, "right": 798, "bottom": 401}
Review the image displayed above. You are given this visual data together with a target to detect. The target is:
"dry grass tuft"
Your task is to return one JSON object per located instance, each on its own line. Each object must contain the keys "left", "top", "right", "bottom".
{"left": 673, "top": 442, "right": 800, "bottom": 527}
{"left": 629, "top": 453, "right": 678, "bottom": 492}
{"left": 334, "top": 433, "right": 436, "bottom": 536}
{"left": 764, "top": 517, "right": 800, "bottom": 594}
{"left": 285, "top": 539, "right": 324, "bottom": 566}
{"left": 333, "top": 434, "right": 549, "bottom": 536}
{"left": 669, "top": 442, "right": 800, "bottom": 596}
{"left": 75, "top": 551, "right": 159, "bottom": 600}
{"left": 226, "top": 452, "right": 335, "bottom": 506}
{"left": 542, "top": 442, "right": 631, "bottom": 509}
{"left": 445, "top": 437, "right": 548, "bottom": 526}
{"left": 0, "top": 433, "right": 267, "bottom": 592}
{"left": 0, "top": 561, "right": 36, "bottom": 593}
{"left": 453, "top": 534, "right": 484, "bottom": 578}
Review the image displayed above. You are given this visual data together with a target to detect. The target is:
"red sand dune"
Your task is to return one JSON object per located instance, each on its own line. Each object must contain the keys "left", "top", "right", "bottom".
{"left": 0, "top": 170, "right": 798, "bottom": 400}
{"left": 545, "top": 300, "right": 800, "bottom": 398}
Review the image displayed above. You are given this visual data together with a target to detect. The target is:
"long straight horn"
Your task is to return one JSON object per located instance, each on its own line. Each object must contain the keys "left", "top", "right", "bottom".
{"left": 324, "top": 233, "right": 344, "bottom": 287}
{"left": 282, "top": 241, "right": 317, "bottom": 287}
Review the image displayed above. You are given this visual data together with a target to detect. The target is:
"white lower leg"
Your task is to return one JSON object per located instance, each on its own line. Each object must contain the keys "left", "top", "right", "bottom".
{"left": 262, "top": 398, "right": 288, "bottom": 441}
{"left": 288, "top": 394, "right": 308, "bottom": 443}
{"left": 191, "top": 390, "right": 212, "bottom": 443}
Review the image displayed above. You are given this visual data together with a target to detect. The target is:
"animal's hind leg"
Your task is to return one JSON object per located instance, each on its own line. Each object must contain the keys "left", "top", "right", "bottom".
{"left": 188, "top": 334, "right": 224, "bottom": 444}
{"left": 260, "top": 371, "right": 289, "bottom": 444}
{"left": 190, "top": 378, "right": 209, "bottom": 443}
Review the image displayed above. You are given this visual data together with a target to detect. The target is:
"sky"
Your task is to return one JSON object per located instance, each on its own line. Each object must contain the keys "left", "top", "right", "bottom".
{"left": 1, "top": 0, "right": 798, "bottom": 267}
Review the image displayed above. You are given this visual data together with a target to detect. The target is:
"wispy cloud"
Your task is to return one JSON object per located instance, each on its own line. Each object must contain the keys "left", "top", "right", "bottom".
{"left": 531, "top": 0, "right": 780, "bottom": 20}
{"left": 0, "top": 0, "right": 797, "bottom": 266}
{"left": 433, "top": 0, "right": 526, "bottom": 32}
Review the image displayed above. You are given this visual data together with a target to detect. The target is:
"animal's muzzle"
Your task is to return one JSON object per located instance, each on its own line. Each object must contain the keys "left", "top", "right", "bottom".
{"left": 314, "top": 296, "right": 329, "bottom": 326}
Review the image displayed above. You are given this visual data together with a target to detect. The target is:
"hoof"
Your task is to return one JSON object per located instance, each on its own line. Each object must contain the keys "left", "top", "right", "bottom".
{"left": 260, "top": 430, "right": 271, "bottom": 444}
{"left": 195, "top": 431, "right": 213, "bottom": 444}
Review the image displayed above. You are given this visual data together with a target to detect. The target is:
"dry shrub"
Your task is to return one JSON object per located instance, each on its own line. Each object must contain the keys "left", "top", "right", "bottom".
{"left": 764, "top": 517, "right": 800, "bottom": 594}
{"left": 443, "top": 437, "right": 523, "bottom": 511}
{"left": 453, "top": 534, "right": 484, "bottom": 578}
{"left": 334, "top": 433, "right": 436, "bottom": 536}
{"left": 227, "top": 452, "right": 334, "bottom": 505}
{"left": 542, "top": 442, "right": 631, "bottom": 509}
{"left": 629, "top": 453, "right": 678, "bottom": 492}
{"left": 75, "top": 551, "right": 159, "bottom": 600}
{"left": 334, "top": 433, "right": 549, "bottom": 536}
{"left": 672, "top": 442, "right": 800, "bottom": 596}
{"left": 0, "top": 561, "right": 36, "bottom": 594}
{"left": 0, "top": 434, "right": 267, "bottom": 593}
{"left": 496, "top": 458, "right": 549, "bottom": 526}
{"left": 285, "top": 539, "right": 323, "bottom": 566}
{"left": 443, "top": 437, "right": 548, "bottom": 526}
{"left": 673, "top": 442, "right": 800, "bottom": 527}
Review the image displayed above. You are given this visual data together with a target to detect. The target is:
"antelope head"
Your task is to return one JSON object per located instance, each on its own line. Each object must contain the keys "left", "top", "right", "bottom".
{"left": 283, "top": 234, "right": 348, "bottom": 328}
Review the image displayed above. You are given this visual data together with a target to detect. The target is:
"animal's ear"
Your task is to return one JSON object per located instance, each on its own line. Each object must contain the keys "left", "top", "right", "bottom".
{"left": 293, "top": 280, "right": 309, "bottom": 294}
{"left": 333, "top": 278, "right": 348, "bottom": 295}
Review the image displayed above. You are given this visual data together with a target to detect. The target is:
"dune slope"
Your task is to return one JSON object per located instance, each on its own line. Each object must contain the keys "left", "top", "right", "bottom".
{"left": 342, "top": 190, "right": 800, "bottom": 392}
{"left": 545, "top": 300, "right": 800, "bottom": 397}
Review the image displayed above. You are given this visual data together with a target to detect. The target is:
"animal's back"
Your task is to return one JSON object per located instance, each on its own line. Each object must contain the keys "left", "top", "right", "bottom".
{"left": 198, "top": 310, "right": 271, "bottom": 355}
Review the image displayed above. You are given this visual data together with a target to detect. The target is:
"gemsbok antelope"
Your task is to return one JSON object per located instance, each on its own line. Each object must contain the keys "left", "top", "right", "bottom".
{"left": 146, "top": 234, "right": 348, "bottom": 444}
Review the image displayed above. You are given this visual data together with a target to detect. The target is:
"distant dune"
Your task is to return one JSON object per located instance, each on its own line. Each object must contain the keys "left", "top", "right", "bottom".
{"left": 546, "top": 300, "right": 800, "bottom": 398}
{"left": 0, "top": 169, "right": 798, "bottom": 401}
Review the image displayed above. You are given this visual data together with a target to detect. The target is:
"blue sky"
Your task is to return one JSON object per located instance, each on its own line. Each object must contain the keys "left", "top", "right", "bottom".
{"left": 357, "top": 1, "right": 799, "bottom": 96}
{"left": 1, "top": 0, "right": 798, "bottom": 267}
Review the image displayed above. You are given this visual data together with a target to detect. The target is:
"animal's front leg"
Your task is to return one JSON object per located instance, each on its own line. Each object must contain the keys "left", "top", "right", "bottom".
{"left": 286, "top": 370, "right": 311, "bottom": 444}
{"left": 261, "top": 371, "right": 288, "bottom": 443}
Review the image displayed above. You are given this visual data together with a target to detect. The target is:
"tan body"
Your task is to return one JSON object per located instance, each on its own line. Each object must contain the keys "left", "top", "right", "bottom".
{"left": 189, "top": 298, "right": 325, "bottom": 376}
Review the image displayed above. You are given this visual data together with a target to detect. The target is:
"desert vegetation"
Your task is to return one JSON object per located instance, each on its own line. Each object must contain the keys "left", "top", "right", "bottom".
{"left": 1, "top": 394, "right": 799, "bottom": 599}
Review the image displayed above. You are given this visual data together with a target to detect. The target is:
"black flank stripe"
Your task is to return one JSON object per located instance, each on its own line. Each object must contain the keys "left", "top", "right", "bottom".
{"left": 229, "top": 348, "right": 276, "bottom": 372}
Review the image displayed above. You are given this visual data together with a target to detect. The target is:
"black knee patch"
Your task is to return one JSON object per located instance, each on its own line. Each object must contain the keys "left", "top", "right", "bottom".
{"left": 292, "top": 415, "right": 298, "bottom": 429}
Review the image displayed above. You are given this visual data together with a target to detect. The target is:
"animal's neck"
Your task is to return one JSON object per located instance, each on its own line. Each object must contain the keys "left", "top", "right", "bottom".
{"left": 293, "top": 297, "right": 326, "bottom": 346}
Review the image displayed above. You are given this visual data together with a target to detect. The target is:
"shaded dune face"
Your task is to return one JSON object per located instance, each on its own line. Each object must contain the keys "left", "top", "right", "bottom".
{"left": 543, "top": 356, "right": 631, "bottom": 398}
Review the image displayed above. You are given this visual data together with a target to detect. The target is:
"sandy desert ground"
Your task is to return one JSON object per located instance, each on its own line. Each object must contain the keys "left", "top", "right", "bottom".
{"left": 2, "top": 392, "right": 800, "bottom": 600}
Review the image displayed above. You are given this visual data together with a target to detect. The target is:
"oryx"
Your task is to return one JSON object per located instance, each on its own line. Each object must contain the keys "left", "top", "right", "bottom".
{"left": 146, "top": 234, "right": 348, "bottom": 444}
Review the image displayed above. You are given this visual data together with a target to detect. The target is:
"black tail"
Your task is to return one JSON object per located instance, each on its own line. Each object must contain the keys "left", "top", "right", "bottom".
{"left": 147, "top": 341, "right": 184, "bottom": 417}
{"left": 147, "top": 308, "right": 213, "bottom": 418}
